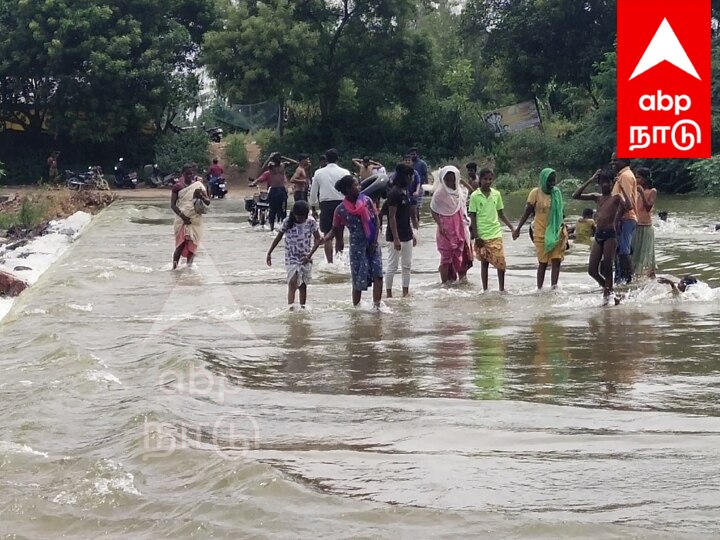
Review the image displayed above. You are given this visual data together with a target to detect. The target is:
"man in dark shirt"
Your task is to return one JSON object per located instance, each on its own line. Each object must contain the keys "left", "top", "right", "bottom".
{"left": 384, "top": 163, "right": 418, "bottom": 298}
{"left": 409, "top": 147, "right": 429, "bottom": 222}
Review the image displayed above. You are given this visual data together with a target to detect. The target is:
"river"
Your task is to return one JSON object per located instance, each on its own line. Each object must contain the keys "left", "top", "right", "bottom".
{"left": 1, "top": 194, "right": 719, "bottom": 539}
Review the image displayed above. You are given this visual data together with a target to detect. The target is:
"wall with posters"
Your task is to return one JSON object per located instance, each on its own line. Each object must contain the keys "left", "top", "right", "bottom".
{"left": 483, "top": 100, "right": 542, "bottom": 136}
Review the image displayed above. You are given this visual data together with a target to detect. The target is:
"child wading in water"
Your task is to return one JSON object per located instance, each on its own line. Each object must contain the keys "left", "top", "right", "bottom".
{"left": 309, "top": 175, "right": 383, "bottom": 307}
{"left": 573, "top": 208, "right": 596, "bottom": 246}
{"left": 468, "top": 168, "right": 514, "bottom": 291}
{"left": 384, "top": 163, "right": 418, "bottom": 298}
{"left": 572, "top": 169, "right": 630, "bottom": 302}
{"left": 266, "top": 200, "right": 323, "bottom": 309}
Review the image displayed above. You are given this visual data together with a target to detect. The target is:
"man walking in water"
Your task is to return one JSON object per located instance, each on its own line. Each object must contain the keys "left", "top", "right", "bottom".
{"left": 310, "top": 148, "right": 349, "bottom": 263}
{"left": 265, "top": 153, "right": 291, "bottom": 231}
{"left": 290, "top": 154, "right": 311, "bottom": 202}
{"left": 410, "top": 147, "right": 428, "bottom": 221}
{"left": 610, "top": 152, "right": 637, "bottom": 284}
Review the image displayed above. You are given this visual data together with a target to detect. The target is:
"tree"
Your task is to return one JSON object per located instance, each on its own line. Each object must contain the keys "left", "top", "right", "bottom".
{"left": 463, "top": 0, "right": 616, "bottom": 100}
{"left": 203, "top": 0, "right": 431, "bottom": 141}
{"left": 0, "top": 0, "right": 215, "bottom": 142}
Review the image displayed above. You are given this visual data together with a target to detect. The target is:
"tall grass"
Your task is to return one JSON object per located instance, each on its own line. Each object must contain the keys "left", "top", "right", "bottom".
{"left": 224, "top": 133, "right": 248, "bottom": 168}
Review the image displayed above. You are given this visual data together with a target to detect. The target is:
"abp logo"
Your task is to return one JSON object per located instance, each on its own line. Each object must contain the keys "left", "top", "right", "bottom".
{"left": 617, "top": 0, "right": 711, "bottom": 158}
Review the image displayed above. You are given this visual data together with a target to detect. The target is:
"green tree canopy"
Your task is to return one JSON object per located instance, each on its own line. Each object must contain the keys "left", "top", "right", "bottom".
{"left": 0, "top": 0, "right": 215, "bottom": 141}
{"left": 203, "top": 0, "right": 432, "bottom": 141}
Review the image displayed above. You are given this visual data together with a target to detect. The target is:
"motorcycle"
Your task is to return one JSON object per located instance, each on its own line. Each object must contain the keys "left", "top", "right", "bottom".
{"left": 244, "top": 190, "right": 269, "bottom": 227}
{"left": 113, "top": 158, "right": 138, "bottom": 189}
{"left": 65, "top": 166, "right": 109, "bottom": 191}
{"left": 147, "top": 164, "right": 178, "bottom": 188}
{"left": 208, "top": 175, "right": 227, "bottom": 199}
{"left": 206, "top": 127, "right": 223, "bottom": 143}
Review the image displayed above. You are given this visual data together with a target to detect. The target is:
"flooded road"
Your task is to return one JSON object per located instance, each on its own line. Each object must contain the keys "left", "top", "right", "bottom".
{"left": 1, "top": 194, "right": 719, "bottom": 538}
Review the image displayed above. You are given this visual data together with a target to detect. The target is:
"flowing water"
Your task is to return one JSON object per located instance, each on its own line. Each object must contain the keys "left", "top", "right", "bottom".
{"left": 2, "top": 194, "right": 720, "bottom": 539}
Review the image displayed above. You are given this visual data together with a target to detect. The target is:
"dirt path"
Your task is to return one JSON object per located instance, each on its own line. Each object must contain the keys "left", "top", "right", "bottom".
{"left": 209, "top": 140, "right": 262, "bottom": 198}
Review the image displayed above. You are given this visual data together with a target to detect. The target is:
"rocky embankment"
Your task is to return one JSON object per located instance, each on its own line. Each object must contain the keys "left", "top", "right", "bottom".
{"left": 0, "top": 189, "right": 114, "bottom": 298}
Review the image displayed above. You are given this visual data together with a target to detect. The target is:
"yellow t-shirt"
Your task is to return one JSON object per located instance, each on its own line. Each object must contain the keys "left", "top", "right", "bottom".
{"left": 574, "top": 218, "right": 595, "bottom": 245}
{"left": 527, "top": 187, "right": 551, "bottom": 238}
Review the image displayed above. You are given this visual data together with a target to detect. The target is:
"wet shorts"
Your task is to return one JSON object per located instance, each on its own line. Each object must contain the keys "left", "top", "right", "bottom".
{"left": 594, "top": 228, "right": 616, "bottom": 246}
{"left": 319, "top": 200, "right": 342, "bottom": 233}
{"left": 617, "top": 219, "right": 637, "bottom": 256}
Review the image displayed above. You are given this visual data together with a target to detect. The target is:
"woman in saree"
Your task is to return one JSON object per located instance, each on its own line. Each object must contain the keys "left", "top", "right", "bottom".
{"left": 171, "top": 164, "right": 210, "bottom": 269}
{"left": 430, "top": 166, "right": 473, "bottom": 284}
{"left": 513, "top": 168, "right": 568, "bottom": 289}
{"left": 632, "top": 167, "right": 657, "bottom": 278}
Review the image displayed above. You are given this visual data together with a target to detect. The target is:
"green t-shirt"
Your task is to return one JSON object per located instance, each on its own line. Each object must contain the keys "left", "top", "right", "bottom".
{"left": 469, "top": 188, "right": 504, "bottom": 240}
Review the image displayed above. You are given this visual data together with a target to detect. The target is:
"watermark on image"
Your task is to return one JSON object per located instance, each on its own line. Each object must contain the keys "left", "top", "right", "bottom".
{"left": 142, "top": 413, "right": 260, "bottom": 461}
{"left": 135, "top": 246, "right": 262, "bottom": 461}
{"left": 617, "top": 0, "right": 710, "bottom": 158}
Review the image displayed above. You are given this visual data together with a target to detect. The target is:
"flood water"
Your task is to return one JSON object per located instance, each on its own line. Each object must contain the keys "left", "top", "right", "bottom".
{"left": 1, "top": 194, "right": 720, "bottom": 539}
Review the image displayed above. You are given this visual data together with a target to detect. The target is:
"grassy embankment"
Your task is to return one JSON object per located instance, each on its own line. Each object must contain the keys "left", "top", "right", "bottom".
{"left": 0, "top": 189, "right": 114, "bottom": 234}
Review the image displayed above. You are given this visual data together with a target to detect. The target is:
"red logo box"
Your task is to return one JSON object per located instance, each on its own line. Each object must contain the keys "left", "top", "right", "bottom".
{"left": 617, "top": 0, "right": 711, "bottom": 158}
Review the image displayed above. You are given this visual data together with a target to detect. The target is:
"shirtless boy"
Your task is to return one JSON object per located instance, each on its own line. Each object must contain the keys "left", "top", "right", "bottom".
{"left": 352, "top": 156, "right": 383, "bottom": 180}
{"left": 291, "top": 154, "right": 311, "bottom": 202}
{"left": 572, "top": 169, "right": 631, "bottom": 300}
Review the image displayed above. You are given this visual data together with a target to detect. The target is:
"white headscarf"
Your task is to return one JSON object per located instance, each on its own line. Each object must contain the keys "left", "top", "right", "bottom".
{"left": 430, "top": 166, "right": 468, "bottom": 217}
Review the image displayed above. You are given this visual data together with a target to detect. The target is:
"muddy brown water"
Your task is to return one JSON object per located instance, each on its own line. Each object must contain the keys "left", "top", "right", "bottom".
{"left": 1, "top": 194, "right": 719, "bottom": 538}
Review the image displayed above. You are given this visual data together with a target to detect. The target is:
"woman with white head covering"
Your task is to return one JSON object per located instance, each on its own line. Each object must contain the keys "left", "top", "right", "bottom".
{"left": 430, "top": 166, "right": 473, "bottom": 283}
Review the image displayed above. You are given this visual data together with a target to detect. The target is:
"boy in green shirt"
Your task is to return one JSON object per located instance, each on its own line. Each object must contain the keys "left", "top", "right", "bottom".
{"left": 468, "top": 169, "right": 514, "bottom": 291}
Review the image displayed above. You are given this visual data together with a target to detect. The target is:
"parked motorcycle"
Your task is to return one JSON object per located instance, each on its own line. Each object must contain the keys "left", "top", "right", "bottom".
{"left": 244, "top": 190, "right": 269, "bottom": 227}
{"left": 206, "top": 127, "right": 223, "bottom": 142}
{"left": 113, "top": 157, "right": 138, "bottom": 189}
{"left": 208, "top": 175, "right": 227, "bottom": 199}
{"left": 65, "top": 166, "right": 109, "bottom": 191}
{"left": 147, "top": 164, "right": 178, "bottom": 188}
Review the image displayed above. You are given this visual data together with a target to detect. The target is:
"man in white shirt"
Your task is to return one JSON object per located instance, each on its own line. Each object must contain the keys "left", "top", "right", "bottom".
{"left": 310, "top": 148, "right": 349, "bottom": 263}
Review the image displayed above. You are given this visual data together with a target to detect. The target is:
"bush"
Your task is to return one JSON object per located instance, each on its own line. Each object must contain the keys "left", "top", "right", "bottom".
{"left": 250, "top": 128, "right": 276, "bottom": 155}
{"left": 154, "top": 130, "right": 209, "bottom": 174}
{"left": 688, "top": 155, "right": 720, "bottom": 195}
{"left": 224, "top": 133, "right": 248, "bottom": 168}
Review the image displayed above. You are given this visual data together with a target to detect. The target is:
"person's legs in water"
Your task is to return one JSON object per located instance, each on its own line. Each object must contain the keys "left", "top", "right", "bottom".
{"left": 173, "top": 242, "right": 185, "bottom": 269}
{"left": 352, "top": 288, "right": 361, "bottom": 306}
{"left": 601, "top": 236, "right": 618, "bottom": 297}
{"left": 400, "top": 241, "right": 412, "bottom": 297}
{"left": 287, "top": 273, "right": 299, "bottom": 306}
{"left": 323, "top": 239, "right": 334, "bottom": 263}
{"left": 268, "top": 203, "right": 278, "bottom": 231}
{"left": 373, "top": 277, "right": 383, "bottom": 307}
{"left": 497, "top": 268, "right": 506, "bottom": 292}
{"left": 550, "top": 259, "right": 561, "bottom": 288}
{"left": 536, "top": 262, "right": 548, "bottom": 289}
{"left": 616, "top": 219, "right": 636, "bottom": 284}
{"left": 335, "top": 225, "right": 345, "bottom": 256}
{"left": 481, "top": 261, "right": 489, "bottom": 291}
{"left": 439, "top": 263, "right": 451, "bottom": 284}
{"left": 588, "top": 238, "right": 605, "bottom": 289}
{"left": 299, "top": 283, "right": 307, "bottom": 307}
{"left": 386, "top": 244, "right": 400, "bottom": 298}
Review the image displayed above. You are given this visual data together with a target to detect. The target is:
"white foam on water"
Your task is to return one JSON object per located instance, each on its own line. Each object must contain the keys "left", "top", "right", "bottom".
{"left": 0, "top": 211, "right": 92, "bottom": 323}
{"left": 0, "top": 298, "right": 12, "bottom": 321}
{"left": 68, "top": 303, "right": 93, "bottom": 312}
{"left": 0, "top": 441, "right": 48, "bottom": 458}
{"left": 86, "top": 370, "right": 122, "bottom": 386}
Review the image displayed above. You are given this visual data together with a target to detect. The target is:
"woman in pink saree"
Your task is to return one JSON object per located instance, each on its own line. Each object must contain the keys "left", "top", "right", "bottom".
{"left": 430, "top": 165, "right": 473, "bottom": 283}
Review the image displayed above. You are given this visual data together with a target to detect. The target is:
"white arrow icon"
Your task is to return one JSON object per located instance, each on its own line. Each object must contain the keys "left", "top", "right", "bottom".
{"left": 630, "top": 18, "right": 700, "bottom": 80}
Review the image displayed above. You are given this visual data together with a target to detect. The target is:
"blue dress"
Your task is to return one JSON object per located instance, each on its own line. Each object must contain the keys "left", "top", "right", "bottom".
{"left": 333, "top": 196, "right": 383, "bottom": 291}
